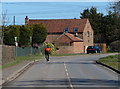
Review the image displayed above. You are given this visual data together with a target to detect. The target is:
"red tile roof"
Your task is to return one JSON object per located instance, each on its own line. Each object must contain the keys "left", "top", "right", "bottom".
{"left": 64, "top": 33, "right": 83, "bottom": 42}
{"left": 27, "top": 18, "right": 88, "bottom": 33}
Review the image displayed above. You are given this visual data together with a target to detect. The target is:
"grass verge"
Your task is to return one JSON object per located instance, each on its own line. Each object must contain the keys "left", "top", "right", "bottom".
{"left": 2, "top": 54, "right": 43, "bottom": 69}
{"left": 98, "top": 54, "right": 120, "bottom": 70}
{"left": 51, "top": 53, "right": 86, "bottom": 56}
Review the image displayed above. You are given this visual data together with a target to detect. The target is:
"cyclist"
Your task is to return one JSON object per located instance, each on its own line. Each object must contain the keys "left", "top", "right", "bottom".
{"left": 45, "top": 45, "right": 51, "bottom": 61}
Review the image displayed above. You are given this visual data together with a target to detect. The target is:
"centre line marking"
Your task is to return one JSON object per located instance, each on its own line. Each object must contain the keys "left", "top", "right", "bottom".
{"left": 64, "top": 62, "right": 74, "bottom": 89}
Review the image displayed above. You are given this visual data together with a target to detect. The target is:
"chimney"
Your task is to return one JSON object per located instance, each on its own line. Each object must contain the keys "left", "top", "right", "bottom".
{"left": 25, "top": 16, "right": 29, "bottom": 25}
{"left": 74, "top": 33, "right": 78, "bottom": 37}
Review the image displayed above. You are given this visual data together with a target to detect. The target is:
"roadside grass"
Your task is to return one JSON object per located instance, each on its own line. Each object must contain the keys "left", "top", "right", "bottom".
{"left": 51, "top": 53, "right": 86, "bottom": 56}
{"left": 98, "top": 55, "right": 120, "bottom": 70}
{"left": 51, "top": 52, "right": 110, "bottom": 56}
{"left": 2, "top": 54, "right": 44, "bottom": 69}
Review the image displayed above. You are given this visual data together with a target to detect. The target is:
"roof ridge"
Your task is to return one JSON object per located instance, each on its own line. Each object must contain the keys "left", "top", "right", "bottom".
{"left": 27, "top": 18, "right": 88, "bottom": 33}
{"left": 29, "top": 18, "right": 88, "bottom": 21}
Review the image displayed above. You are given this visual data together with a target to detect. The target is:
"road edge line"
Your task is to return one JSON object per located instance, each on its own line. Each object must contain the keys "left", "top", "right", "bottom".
{"left": 64, "top": 62, "right": 74, "bottom": 89}
{"left": 1, "top": 60, "right": 40, "bottom": 86}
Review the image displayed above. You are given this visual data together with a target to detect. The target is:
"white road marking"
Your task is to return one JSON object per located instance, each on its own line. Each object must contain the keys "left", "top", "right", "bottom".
{"left": 64, "top": 62, "right": 74, "bottom": 89}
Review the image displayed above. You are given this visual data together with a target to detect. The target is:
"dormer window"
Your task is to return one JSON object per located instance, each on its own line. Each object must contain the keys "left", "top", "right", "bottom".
{"left": 74, "top": 28, "right": 78, "bottom": 32}
{"left": 64, "top": 28, "right": 69, "bottom": 33}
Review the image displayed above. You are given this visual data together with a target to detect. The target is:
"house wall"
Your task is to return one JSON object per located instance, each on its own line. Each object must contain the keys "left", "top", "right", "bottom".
{"left": 56, "top": 42, "right": 84, "bottom": 54}
{"left": 56, "top": 46, "right": 74, "bottom": 54}
{"left": 73, "top": 42, "right": 84, "bottom": 53}
{"left": 83, "top": 19, "right": 94, "bottom": 53}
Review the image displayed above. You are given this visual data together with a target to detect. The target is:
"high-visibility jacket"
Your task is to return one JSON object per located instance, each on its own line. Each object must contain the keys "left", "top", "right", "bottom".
{"left": 45, "top": 48, "right": 50, "bottom": 52}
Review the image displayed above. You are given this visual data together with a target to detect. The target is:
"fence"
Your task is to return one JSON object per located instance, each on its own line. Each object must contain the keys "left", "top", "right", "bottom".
{"left": 0, "top": 45, "right": 2, "bottom": 66}
{"left": 16, "top": 47, "right": 41, "bottom": 56}
{"left": 2, "top": 45, "right": 41, "bottom": 65}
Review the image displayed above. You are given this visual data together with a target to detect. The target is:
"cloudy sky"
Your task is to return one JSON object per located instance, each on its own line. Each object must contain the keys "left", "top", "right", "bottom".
{"left": 2, "top": 0, "right": 117, "bottom": 2}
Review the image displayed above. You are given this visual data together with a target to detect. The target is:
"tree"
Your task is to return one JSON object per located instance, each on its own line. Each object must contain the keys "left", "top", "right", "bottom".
{"left": 32, "top": 24, "right": 47, "bottom": 45}
{"left": 109, "top": 1, "right": 120, "bottom": 17}
{"left": 0, "top": 10, "right": 9, "bottom": 44}
{"left": 80, "top": 5, "right": 119, "bottom": 45}
{"left": 102, "top": 12, "right": 119, "bottom": 44}
{"left": 80, "top": 7, "right": 104, "bottom": 43}
{"left": 19, "top": 25, "right": 32, "bottom": 46}
{"left": 4, "top": 25, "right": 20, "bottom": 45}
{"left": 102, "top": 1, "right": 120, "bottom": 45}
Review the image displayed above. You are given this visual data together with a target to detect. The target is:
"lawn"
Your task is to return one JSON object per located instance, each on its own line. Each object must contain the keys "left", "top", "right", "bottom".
{"left": 98, "top": 54, "right": 120, "bottom": 70}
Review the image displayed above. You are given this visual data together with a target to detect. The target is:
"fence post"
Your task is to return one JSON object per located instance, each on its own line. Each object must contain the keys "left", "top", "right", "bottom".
{"left": 103, "top": 43, "right": 106, "bottom": 53}
{"left": 30, "top": 36, "right": 32, "bottom": 55}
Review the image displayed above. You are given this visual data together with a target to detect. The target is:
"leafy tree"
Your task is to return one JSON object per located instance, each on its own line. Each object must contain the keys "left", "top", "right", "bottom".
{"left": 19, "top": 25, "right": 32, "bottom": 46}
{"left": 102, "top": 1, "right": 120, "bottom": 45}
{"left": 32, "top": 24, "right": 47, "bottom": 45}
{"left": 102, "top": 12, "right": 119, "bottom": 44}
{"left": 4, "top": 25, "right": 20, "bottom": 45}
{"left": 80, "top": 7, "right": 104, "bottom": 43}
{"left": 80, "top": 5, "right": 120, "bottom": 45}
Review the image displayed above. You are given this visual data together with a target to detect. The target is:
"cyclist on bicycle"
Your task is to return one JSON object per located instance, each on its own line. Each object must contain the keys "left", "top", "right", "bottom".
{"left": 45, "top": 45, "right": 51, "bottom": 61}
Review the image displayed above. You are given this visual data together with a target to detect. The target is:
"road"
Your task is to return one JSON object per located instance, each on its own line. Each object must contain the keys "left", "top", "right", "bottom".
{"left": 3, "top": 54, "right": 119, "bottom": 89}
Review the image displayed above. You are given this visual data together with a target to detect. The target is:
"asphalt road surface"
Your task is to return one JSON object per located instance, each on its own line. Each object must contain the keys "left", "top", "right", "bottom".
{"left": 3, "top": 53, "right": 120, "bottom": 89}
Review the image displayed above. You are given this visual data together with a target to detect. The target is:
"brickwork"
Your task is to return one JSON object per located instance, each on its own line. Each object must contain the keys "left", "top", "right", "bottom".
{"left": 73, "top": 42, "right": 84, "bottom": 53}
{"left": 2, "top": 45, "right": 15, "bottom": 65}
{"left": 83, "top": 19, "right": 94, "bottom": 53}
{"left": 83, "top": 19, "right": 94, "bottom": 47}
{"left": 56, "top": 46, "right": 74, "bottom": 54}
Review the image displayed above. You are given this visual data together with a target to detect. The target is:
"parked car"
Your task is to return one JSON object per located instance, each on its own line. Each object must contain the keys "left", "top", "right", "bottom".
{"left": 87, "top": 46, "right": 101, "bottom": 54}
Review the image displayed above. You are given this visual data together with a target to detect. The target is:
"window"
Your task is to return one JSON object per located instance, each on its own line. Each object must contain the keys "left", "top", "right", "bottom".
{"left": 88, "top": 40, "right": 90, "bottom": 42}
{"left": 74, "top": 28, "right": 78, "bottom": 32}
{"left": 87, "top": 31, "right": 90, "bottom": 37}
{"left": 64, "top": 28, "right": 69, "bottom": 33}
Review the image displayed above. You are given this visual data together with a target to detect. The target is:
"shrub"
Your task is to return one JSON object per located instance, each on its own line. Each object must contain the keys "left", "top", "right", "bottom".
{"left": 41, "top": 42, "right": 56, "bottom": 55}
{"left": 109, "top": 40, "right": 120, "bottom": 52}
{"left": 32, "top": 24, "right": 47, "bottom": 44}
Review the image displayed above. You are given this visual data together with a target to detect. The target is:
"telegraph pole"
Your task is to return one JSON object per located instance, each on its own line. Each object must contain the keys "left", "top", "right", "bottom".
{"left": 13, "top": 16, "right": 15, "bottom": 25}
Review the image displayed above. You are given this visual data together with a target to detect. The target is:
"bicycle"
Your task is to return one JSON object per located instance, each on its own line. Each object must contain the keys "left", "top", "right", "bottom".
{"left": 45, "top": 51, "right": 50, "bottom": 61}
{"left": 45, "top": 45, "right": 51, "bottom": 61}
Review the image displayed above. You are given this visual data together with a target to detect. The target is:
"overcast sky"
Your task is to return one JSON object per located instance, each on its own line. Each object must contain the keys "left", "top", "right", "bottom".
{"left": 2, "top": 0, "right": 117, "bottom": 2}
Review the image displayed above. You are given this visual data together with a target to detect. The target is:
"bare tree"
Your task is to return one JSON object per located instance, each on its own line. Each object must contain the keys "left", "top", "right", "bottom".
{"left": 0, "top": 10, "right": 9, "bottom": 45}
{"left": 109, "top": 1, "right": 120, "bottom": 17}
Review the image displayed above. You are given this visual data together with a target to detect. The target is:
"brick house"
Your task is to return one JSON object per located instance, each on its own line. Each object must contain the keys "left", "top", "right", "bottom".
{"left": 25, "top": 16, "right": 94, "bottom": 54}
